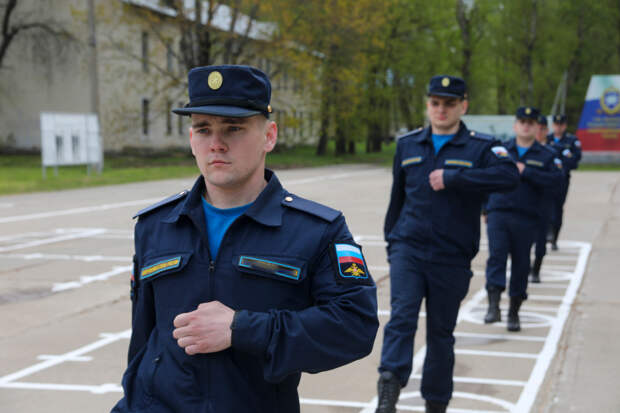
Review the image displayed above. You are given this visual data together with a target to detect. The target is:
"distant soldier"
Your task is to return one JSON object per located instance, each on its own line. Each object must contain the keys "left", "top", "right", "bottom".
{"left": 375, "top": 75, "right": 519, "bottom": 413}
{"left": 547, "top": 114, "right": 581, "bottom": 250}
{"left": 530, "top": 115, "right": 559, "bottom": 283}
{"left": 484, "top": 107, "right": 563, "bottom": 331}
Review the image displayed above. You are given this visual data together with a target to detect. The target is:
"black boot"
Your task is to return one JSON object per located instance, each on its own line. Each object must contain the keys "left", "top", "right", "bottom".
{"left": 507, "top": 296, "right": 523, "bottom": 332}
{"left": 375, "top": 371, "right": 400, "bottom": 413}
{"left": 425, "top": 399, "right": 447, "bottom": 413}
{"left": 530, "top": 256, "right": 542, "bottom": 283}
{"left": 551, "top": 229, "right": 559, "bottom": 251}
{"left": 484, "top": 287, "right": 502, "bottom": 324}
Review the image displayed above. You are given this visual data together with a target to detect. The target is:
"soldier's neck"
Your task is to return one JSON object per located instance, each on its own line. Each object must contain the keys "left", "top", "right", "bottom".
{"left": 203, "top": 173, "right": 267, "bottom": 209}
{"left": 516, "top": 135, "right": 535, "bottom": 148}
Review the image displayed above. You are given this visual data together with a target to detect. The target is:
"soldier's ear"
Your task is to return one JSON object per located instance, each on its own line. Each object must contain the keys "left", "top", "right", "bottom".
{"left": 264, "top": 120, "right": 277, "bottom": 153}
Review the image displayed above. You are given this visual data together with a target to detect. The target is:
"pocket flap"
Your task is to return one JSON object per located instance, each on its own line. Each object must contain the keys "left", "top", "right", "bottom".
{"left": 233, "top": 255, "right": 307, "bottom": 284}
{"left": 140, "top": 252, "right": 192, "bottom": 282}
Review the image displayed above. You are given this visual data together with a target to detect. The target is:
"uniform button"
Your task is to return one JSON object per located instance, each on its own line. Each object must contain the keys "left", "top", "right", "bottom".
{"left": 470, "top": 131, "right": 475, "bottom": 136}
{"left": 284, "top": 196, "right": 293, "bottom": 202}
{"left": 154, "top": 356, "right": 160, "bottom": 363}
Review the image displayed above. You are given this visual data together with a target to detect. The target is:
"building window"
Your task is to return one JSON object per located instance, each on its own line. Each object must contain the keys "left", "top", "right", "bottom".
{"left": 166, "top": 100, "right": 172, "bottom": 136}
{"left": 141, "top": 31, "right": 149, "bottom": 73}
{"left": 142, "top": 98, "right": 149, "bottom": 136}
{"left": 178, "top": 101, "right": 184, "bottom": 135}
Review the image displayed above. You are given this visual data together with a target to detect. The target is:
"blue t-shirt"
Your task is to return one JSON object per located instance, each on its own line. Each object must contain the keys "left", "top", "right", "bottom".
{"left": 432, "top": 133, "right": 455, "bottom": 154}
{"left": 554, "top": 137, "right": 561, "bottom": 144}
{"left": 516, "top": 145, "right": 530, "bottom": 158}
{"left": 202, "top": 198, "right": 251, "bottom": 258}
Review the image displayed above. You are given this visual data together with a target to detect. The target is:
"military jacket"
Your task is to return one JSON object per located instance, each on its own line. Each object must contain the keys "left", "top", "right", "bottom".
{"left": 384, "top": 122, "right": 519, "bottom": 266}
{"left": 486, "top": 139, "right": 564, "bottom": 219}
{"left": 112, "top": 170, "right": 378, "bottom": 413}
{"left": 547, "top": 132, "right": 581, "bottom": 175}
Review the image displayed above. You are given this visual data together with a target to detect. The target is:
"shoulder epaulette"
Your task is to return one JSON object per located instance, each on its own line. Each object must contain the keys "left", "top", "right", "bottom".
{"left": 133, "top": 190, "right": 189, "bottom": 219}
{"left": 281, "top": 194, "right": 341, "bottom": 223}
{"left": 468, "top": 130, "right": 494, "bottom": 141}
{"left": 397, "top": 127, "right": 424, "bottom": 140}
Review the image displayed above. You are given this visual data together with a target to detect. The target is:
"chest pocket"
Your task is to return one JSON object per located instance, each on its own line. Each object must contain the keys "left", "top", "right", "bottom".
{"left": 233, "top": 254, "right": 307, "bottom": 284}
{"left": 139, "top": 252, "right": 193, "bottom": 283}
{"left": 444, "top": 158, "right": 473, "bottom": 168}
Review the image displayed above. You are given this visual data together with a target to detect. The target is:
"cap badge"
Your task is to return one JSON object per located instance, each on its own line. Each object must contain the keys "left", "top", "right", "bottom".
{"left": 267, "top": 104, "right": 273, "bottom": 113}
{"left": 525, "top": 107, "right": 532, "bottom": 115}
{"left": 441, "top": 77, "right": 450, "bottom": 87}
{"left": 208, "top": 71, "right": 223, "bottom": 90}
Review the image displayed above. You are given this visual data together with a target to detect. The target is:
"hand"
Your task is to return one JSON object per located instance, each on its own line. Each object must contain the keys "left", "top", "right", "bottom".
{"left": 516, "top": 162, "right": 525, "bottom": 174}
{"left": 429, "top": 169, "right": 445, "bottom": 191}
{"left": 173, "top": 301, "right": 235, "bottom": 355}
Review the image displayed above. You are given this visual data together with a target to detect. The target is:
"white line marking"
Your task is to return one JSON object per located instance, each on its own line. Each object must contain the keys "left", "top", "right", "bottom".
{"left": 0, "top": 202, "right": 14, "bottom": 208}
{"left": 527, "top": 283, "right": 568, "bottom": 290}
{"left": 398, "top": 391, "right": 513, "bottom": 412}
{"left": 454, "top": 332, "right": 546, "bottom": 342}
{"left": 0, "top": 381, "right": 123, "bottom": 394}
{"left": 0, "top": 253, "right": 130, "bottom": 262}
{"left": 300, "top": 398, "right": 369, "bottom": 408}
{"left": 527, "top": 294, "right": 563, "bottom": 302}
{"left": 0, "top": 329, "right": 131, "bottom": 385}
{"left": 0, "top": 229, "right": 107, "bottom": 252}
{"left": 455, "top": 349, "right": 538, "bottom": 359}
{"left": 513, "top": 241, "right": 591, "bottom": 412}
{"left": 37, "top": 355, "right": 93, "bottom": 362}
{"left": 0, "top": 199, "right": 163, "bottom": 224}
{"left": 411, "top": 374, "right": 526, "bottom": 387}
{"left": 51, "top": 265, "right": 132, "bottom": 292}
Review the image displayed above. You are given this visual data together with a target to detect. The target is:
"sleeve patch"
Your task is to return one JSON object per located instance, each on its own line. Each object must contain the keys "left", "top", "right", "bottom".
{"left": 562, "top": 148, "right": 573, "bottom": 158}
{"left": 575, "top": 140, "right": 581, "bottom": 147}
{"left": 491, "top": 146, "right": 509, "bottom": 158}
{"left": 554, "top": 158, "right": 563, "bottom": 169}
{"left": 330, "top": 242, "right": 372, "bottom": 285}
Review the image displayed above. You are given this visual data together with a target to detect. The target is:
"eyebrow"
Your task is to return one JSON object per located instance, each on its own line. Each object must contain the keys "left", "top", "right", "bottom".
{"left": 191, "top": 117, "right": 247, "bottom": 128}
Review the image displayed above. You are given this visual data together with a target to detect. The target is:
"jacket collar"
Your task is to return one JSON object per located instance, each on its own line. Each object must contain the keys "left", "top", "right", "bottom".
{"left": 163, "top": 169, "right": 283, "bottom": 227}
{"left": 413, "top": 121, "right": 469, "bottom": 146}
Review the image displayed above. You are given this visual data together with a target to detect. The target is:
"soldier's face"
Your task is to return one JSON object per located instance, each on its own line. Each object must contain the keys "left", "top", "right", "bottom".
{"left": 536, "top": 125, "right": 548, "bottom": 143}
{"left": 189, "top": 114, "right": 277, "bottom": 190}
{"left": 426, "top": 96, "right": 467, "bottom": 130}
{"left": 552, "top": 122, "right": 567, "bottom": 136}
{"left": 514, "top": 118, "right": 537, "bottom": 140}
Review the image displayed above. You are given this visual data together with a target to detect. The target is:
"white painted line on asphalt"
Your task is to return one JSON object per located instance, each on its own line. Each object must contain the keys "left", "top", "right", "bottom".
{"left": 0, "top": 202, "right": 14, "bottom": 208}
{"left": 37, "top": 355, "right": 93, "bottom": 362}
{"left": 300, "top": 398, "right": 369, "bottom": 408}
{"left": 0, "top": 253, "right": 130, "bottom": 263}
{"left": 0, "top": 381, "right": 123, "bottom": 393}
{"left": 411, "top": 374, "right": 527, "bottom": 387}
{"left": 528, "top": 294, "right": 564, "bottom": 302}
{"left": 398, "top": 391, "right": 513, "bottom": 412}
{"left": 513, "top": 241, "right": 591, "bottom": 412}
{"left": 0, "top": 228, "right": 107, "bottom": 252}
{"left": 455, "top": 349, "right": 538, "bottom": 359}
{"left": 283, "top": 168, "right": 385, "bottom": 187}
{"left": 454, "top": 332, "right": 546, "bottom": 342}
{"left": 0, "top": 199, "right": 163, "bottom": 224}
{"left": 0, "top": 329, "right": 131, "bottom": 385}
{"left": 527, "top": 283, "right": 568, "bottom": 289}
{"left": 51, "top": 265, "right": 132, "bottom": 292}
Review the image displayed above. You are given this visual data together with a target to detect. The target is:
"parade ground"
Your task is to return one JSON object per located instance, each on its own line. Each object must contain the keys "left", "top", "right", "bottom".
{"left": 0, "top": 164, "right": 618, "bottom": 413}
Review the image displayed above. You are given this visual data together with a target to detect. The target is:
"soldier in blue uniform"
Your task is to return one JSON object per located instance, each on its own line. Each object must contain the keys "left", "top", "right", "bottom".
{"left": 530, "top": 115, "right": 560, "bottom": 283}
{"left": 111, "top": 65, "right": 379, "bottom": 413}
{"left": 374, "top": 75, "right": 519, "bottom": 413}
{"left": 484, "top": 107, "right": 563, "bottom": 331}
{"left": 547, "top": 114, "right": 581, "bottom": 250}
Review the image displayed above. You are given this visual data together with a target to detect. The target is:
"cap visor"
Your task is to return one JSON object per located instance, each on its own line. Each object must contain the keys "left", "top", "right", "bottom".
{"left": 172, "top": 105, "right": 263, "bottom": 118}
{"left": 427, "top": 92, "right": 463, "bottom": 98}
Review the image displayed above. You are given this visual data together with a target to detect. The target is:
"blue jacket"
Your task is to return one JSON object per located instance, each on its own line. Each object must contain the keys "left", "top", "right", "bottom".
{"left": 385, "top": 122, "right": 519, "bottom": 266}
{"left": 486, "top": 139, "right": 564, "bottom": 219}
{"left": 547, "top": 132, "right": 581, "bottom": 176}
{"left": 112, "top": 170, "right": 378, "bottom": 413}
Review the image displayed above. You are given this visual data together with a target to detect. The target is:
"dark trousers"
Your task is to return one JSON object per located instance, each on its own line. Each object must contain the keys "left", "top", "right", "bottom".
{"left": 551, "top": 177, "right": 569, "bottom": 237}
{"left": 486, "top": 211, "right": 537, "bottom": 299}
{"left": 379, "top": 244, "right": 472, "bottom": 405}
{"left": 534, "top": 199, "right": 553, "bottom": 259}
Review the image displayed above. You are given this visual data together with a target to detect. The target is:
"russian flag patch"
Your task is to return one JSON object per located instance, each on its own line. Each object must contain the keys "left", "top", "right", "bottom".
{"left": 331, "top": 242, "right": 371, "bottom": 284}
